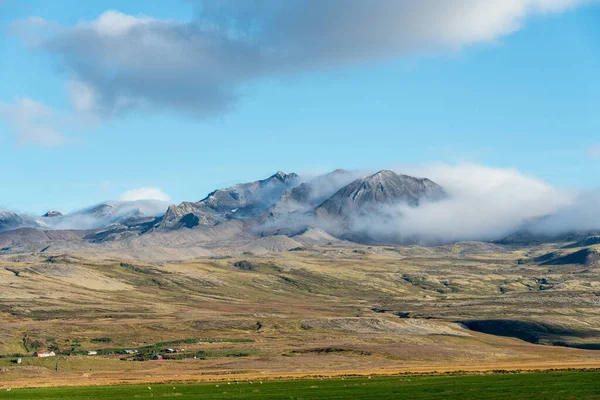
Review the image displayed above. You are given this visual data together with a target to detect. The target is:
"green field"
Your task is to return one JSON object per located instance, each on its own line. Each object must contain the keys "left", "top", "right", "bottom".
{"left": 2, "top": 371, "right": 600, "bottom": 399}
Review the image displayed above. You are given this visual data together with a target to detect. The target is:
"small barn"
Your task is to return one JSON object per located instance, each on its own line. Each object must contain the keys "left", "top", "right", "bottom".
{"left": 86, "top": 350, "right": 98, "bottom": 355}
{"left": 33, "top": 350, "right": 56, "bottom": 358}
{"left": 152, "top": 354, "right": 164, "bottom": 360}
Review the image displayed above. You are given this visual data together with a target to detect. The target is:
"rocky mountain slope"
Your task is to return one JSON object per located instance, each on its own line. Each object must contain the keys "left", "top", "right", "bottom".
{"left": 0, "top": 200, "right": 168, "bottom": 234}
{"left": 0, "top": 211, "right": 46, "bottom": 232}
{"left": 316, "top": 170, "right": 446, "bottom": 219}
{"left": 154, "top": 171, "right": 299, "bottom": 230}
{"left": 270, "top": 169, "right": 359, "bottom": 214}
{"left": 0, "top": 169, "right": 454, "bottom": 255}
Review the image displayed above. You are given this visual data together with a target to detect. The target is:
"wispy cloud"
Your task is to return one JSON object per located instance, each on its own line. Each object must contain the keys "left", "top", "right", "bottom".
{"left": 0, "top": 98, "right": 66, "bottom": 147}
{"left": 12, "top": 0, "right": 596, "bottom": 119}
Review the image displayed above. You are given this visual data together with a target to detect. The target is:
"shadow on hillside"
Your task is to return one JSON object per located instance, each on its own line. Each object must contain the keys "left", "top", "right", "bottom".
{"left": 460, "top": 319, "right": 600, "bottom": 350}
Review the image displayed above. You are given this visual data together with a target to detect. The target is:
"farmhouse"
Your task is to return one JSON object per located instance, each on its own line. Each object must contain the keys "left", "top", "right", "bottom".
{"left": 124, "top": 349, "right": 138, "bottom": 354}
{"left": 33, "top": 350, "right": 56, "bottom": 357}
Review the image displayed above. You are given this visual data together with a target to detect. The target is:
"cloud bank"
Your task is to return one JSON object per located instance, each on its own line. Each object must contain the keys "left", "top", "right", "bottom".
{"left": 528, "top": 189, "right": 600, "bottom": 236}
{"left": 12, "top": 0, "right": 595, "bottom": 118}
{"left": 348, "top": 164, "right": 581, "bottom": 245}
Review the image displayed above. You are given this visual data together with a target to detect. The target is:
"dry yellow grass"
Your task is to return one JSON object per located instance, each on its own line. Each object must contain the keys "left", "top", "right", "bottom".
{"left": 1, "top": 241, "right": 600, "bottom": 388}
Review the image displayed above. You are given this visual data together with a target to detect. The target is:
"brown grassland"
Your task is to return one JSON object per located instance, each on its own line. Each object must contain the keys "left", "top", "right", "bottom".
{"left": 1, "top": 241, "right": 600, "bottom": 388}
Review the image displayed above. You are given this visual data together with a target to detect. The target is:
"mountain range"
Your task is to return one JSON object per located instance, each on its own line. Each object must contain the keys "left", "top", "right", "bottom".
{"left": 0, "top": 169, "right": 593, "bottom": 259}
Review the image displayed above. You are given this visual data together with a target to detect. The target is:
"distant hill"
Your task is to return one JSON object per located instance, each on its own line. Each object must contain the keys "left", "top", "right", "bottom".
{"left": 564, "top": 236, "right": 600, "bottom": 249}
{"left": 536, "top": 248, "right": 600, "bottom": 266}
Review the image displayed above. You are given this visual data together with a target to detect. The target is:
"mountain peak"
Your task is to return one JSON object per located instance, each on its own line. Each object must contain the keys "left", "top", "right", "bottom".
{"left": 316, "top": 171, "right": 446, "bottom": 217}
{"left": 373, "top": 169, "right": 394, "bottom": 175}
{"left": 268, "top": 170, "right": 297, "bottom": 183}
{"left": 330, "top": 168, "right": 348, "bottom": 175}
{"left": 42, "top": 211, "right": 63, "bottom": 218}
{"left": 368, "top": 170, "right": 397, "bottom": 180}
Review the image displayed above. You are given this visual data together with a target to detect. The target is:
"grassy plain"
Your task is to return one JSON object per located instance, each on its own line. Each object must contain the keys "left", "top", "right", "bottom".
{"left": 1, "top": 371, "right": 600, "bottom": 399}
{"left": 1, "top": 241, "right": 600, "bottom": 387}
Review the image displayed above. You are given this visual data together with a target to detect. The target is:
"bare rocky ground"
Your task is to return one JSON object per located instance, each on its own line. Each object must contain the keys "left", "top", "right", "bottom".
{"left": 1, "top": 240, "right": 600, "bottom": 387}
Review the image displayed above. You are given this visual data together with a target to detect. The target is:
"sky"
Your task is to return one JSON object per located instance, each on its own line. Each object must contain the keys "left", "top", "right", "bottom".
{"left": 0, "top": 0, "right": 599, "bottom": 215}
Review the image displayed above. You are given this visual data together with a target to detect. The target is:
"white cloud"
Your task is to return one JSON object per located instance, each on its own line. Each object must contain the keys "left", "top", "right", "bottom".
{"left": 375, "top": 163, "right": 577, "bottom": 243}
{"left": 87, "top": 10, "right": 154, "bottom": 37}
{"left": 119, "top": 187, "right": 171, "bottom": 202}
{"left": 0, "top": 98, "right": 66, "bottom": 146}
{"left": 529, "top": 189, "right": 600, "bottom": 235}
{"left": 13, "top": 0, "right": 596, "bottom": 118}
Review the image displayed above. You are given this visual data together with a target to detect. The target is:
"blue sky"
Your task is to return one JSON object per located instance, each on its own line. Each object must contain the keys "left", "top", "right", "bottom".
{"left": 1, "top": 0, "right": 599, "bottom": 215}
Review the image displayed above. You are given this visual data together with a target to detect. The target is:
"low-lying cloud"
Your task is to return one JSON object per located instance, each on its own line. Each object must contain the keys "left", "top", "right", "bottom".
{"left": 257, "top": 164, "right": 598, "bottom": 245}
{"left": 0, "top": 199, "right": 170, "bottom": 232}
{"left": 528, "top": 189, "right": 600, "bottom": 237}
{"left": 349, "top": 164, "right": 582, "bottom": 245}
{"left": 50, "top": 200, "right": 169, "bottom": 230}
{"left": 11, "top": 0, "right": 596, "bottom": 119}
{"left": 255, "top": 164, "right": 599, "bottom": 245}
